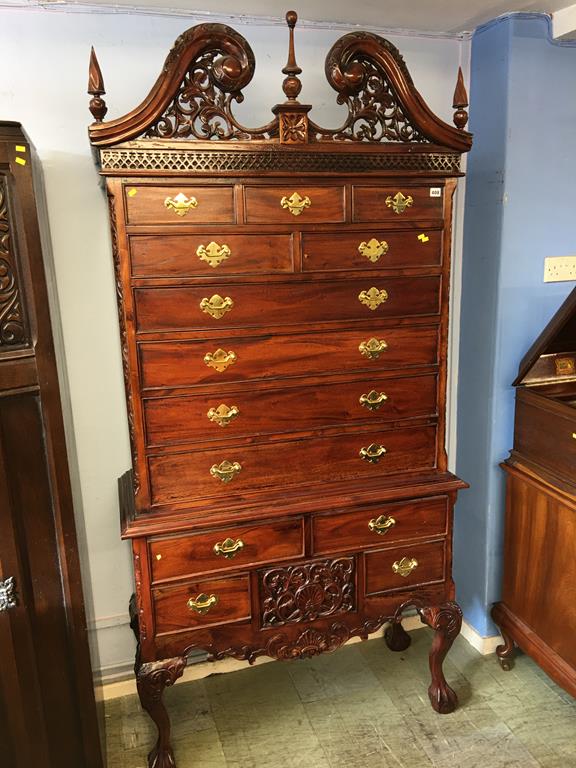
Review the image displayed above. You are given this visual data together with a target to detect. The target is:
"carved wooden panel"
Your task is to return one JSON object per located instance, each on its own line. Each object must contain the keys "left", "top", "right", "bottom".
{"left": 260, "top": 557, "right": 355, "bottom": 627}
{"left": 0, "top": 174, "right": 28, "bottom": 348}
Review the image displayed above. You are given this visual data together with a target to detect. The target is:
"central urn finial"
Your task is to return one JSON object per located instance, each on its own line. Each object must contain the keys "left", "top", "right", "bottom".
{"left": 282, "top": 10, "right": 302, "bottom": 102}
{"left": 273, "top": 10, "right": 311, "bottom": 143}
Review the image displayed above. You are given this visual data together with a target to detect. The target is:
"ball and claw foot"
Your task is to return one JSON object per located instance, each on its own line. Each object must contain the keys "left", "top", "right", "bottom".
{"left": 417, "top": 600, "right": 463, "bottom": 715}
{"left": 384, "top": 620, "right": 412, "bottom": 652}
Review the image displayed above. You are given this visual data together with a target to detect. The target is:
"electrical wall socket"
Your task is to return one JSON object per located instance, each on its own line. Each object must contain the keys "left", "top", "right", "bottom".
{"left": 543, "top": 256, "right": 576, "bottom": 282}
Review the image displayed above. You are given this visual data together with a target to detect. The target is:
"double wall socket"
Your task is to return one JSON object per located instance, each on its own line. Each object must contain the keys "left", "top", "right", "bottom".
{"left": 543, "top": 256, "right": 576, "bottom": 282}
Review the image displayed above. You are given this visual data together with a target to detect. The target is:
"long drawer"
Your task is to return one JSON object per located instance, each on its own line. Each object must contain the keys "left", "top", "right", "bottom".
{"left": 147, "top": 425, "right": 437, "bottom": 506}
{"left": 143, "top": 373, "right": 438, "bottom": 446}
{"left": 134, "top": 276, "right": 441, "bottom": 332}
{"left": 149, "top": 517, "right": 304, "bottom": 583}
{"left": 312, "top": 496, "right": 448, "bottom": 555}
{"left": 138, "top": 325, "right": 439, "bottom": 390}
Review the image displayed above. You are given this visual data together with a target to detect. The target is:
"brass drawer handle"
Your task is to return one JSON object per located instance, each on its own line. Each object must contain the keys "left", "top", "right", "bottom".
{"left": 200, "top": 294, "right": 234, "bottom": 319}
{"left": 280, "top": 192, "right": 311, "bottom": 216}
{"left": 213, "top": 537, "right": 245, "bottom": 559}
{"left": 359, "top": 443, "right": 387, "bottom": 464}
{"left": 358, "top": 287, "right": 388, "bottom": 310}
{"left": 358, "top": 238, "right": 389, "bottom": 263}
{"left": 385, "top": 192, "right": 413, "bottom": 214}
{"left": 164, "top": 192, "right": 198, "bottom": 216}
{"left": 197, "top": 241, "right": 231, "bottom": 268}
{"left": 187, "top": 593, "right": 218, "bottom": 614}
{"left": 204, "top": 349, "right": 237, "bottom": 372}
{"left": 210, "top": 460, "right": 242, "bottom": 483}
{"left": 368, "top": 515, "right": 396, "bottom": 535}
{"left": 359, "top": 338, "right": 388, "bottom": 359}
{"left": 207, "top": 404, "right": 239, "bottom": 427}
{"left": 392, "top": 557, "right": 418, "bottom": 578}
{"left": 359, "top": 390, "right": 388, "bottom": 411}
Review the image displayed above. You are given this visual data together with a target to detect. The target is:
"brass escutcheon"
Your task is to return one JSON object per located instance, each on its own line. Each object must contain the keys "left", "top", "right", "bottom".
{"left": 196, "top": 241, "right": 231, "bottom": 268}
{"left": 385, "top": 191, "right": 414, "bottom": 214}
{"left": 358, "top": 238, "right": 389, "bottom": 263}
{"left": 207, "top": 403, "right": 240, "bottom": 427}
{"left": 359, "top": 338, "right": 388, "bottom": 359}
{"left": 368, "top": 515, "right": 396, "bottom": 535}
{"left": 280, "top": 191, "right": 311, "bottom": 216}
{"left": 213, "top": 537, "right": 245, "bottom": 559}
{"left": 358, "top": 287, "right": 388, "bottom": 310}
{"left": 164, "top": 192, "right": 198, "bottom": 216}
{"left": 359, "top": 390, "right": 388, "bottom": 411}
{"left": 200, "top": 294, "right": 234, "bottom": 319}
{"left": 359, "top": 444, "right": 387, "bottom": 464}
{"left": 187, "top": 593, "right": 218, "bottom": 614}
{"left": 204, "top": 349, "right": 237, "bottom": 372}
{"left": 392, "top": 557, "right": 418, "bottom": 578}
{"left": 210, "top": 460, "right": 242, "bottom": 483}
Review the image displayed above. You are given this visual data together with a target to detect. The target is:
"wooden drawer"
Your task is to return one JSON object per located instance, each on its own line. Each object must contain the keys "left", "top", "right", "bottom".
{"left": 365, "top": 539, "right": 446, "bottom": 595}
{"left": 302, "top": 228, "right": 442, "bottom": 272}
{"left": 514, "top": 394, "right": 576, "bottom": 481}
{"left": 148, "top": 425, "right": 437, "bottom": 506}
{"left": 134, "top": 276, "right": 441, "bottom": 332}
{"left": 153, "top": 574, "right": 250, "bottom": 635}
{"left": 149, "top": 518, "right": 304, "bottom": 583}
{"left": 313, "top": 496, "right": 448, "bottom": 555}
{"left": 244, "top": 185, "right": 345, "bottom": 224}
{"left": 353, "top": 185, "right": 444, "bottom": 223}
{"left": 144, "top": 373, "right": 438, "bottom": 446}
{"left": 139, "top": 325, "right": 438, "bottom": 390}
{"left": 129, "top": 233, "right": 294, "bottom": 277}
{"left": 124, "top": 185, "right": 234, "bottom": 225}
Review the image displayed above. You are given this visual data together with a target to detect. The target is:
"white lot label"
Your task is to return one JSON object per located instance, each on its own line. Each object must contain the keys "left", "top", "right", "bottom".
{"left": 430, "top": 187, "right": 441, "bottom": 197}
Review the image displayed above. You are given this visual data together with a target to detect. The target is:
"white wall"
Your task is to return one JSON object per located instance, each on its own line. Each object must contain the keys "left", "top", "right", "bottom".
{"left": 0, "top": 7, "right": 469, "bottom": 679}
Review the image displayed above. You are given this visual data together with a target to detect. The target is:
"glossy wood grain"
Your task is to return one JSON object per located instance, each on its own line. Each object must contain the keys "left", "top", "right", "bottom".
{"left": 134, "top": 276, "right": 441, "bottom": 332}
{"left": 352, "top": 185, "right": 444, "bottom": 223}
{"left": 130, "top": 232, "right": 294, "bottom": 277}
{"left": 149, "top": 517, "right": 304, "bottom": 583}
{"left": 143, "top": 373, "right": 438, "bottom": 446}
{"left": 365, "top": 539, "right": 446, "bottom": 595}
{"left": 148, "top": 425, "right": 437, "bottom": 506}
{"left": 244, "top": 185, "right": 345, "bottom": 223}
{"left": 312, "top": 495, "right": 448, "bottom": 555}
{"left": 138, "top": 325, "right": 439, "bottom": 390}
{"left": 124, "top": 185, "right": 235, "bottom": 225}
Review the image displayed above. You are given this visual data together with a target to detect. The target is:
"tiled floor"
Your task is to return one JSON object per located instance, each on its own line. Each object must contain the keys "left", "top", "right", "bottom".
{"left": 105, "top": 629, "right": 576, "bottom": 768}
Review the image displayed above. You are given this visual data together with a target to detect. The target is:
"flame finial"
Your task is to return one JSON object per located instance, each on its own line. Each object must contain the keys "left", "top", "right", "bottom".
{"left": 281, "top": 11, "right": 302, "bottom": 102}
{"left": 88, "top": 47, "right": 108, "bottom": 123}
{"left": 452, "top": 67, "right": 468, "bottom": 130}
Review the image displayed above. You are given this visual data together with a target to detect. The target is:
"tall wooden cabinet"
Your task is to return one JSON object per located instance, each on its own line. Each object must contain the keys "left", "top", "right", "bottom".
{"left": 88, "top": 14, "right": 472, "bottom": 767}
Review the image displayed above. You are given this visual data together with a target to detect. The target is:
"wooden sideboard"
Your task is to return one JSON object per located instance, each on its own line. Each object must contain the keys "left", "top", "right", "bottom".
{"left": 88, "top": 13, "right": 472, "bottom": 767}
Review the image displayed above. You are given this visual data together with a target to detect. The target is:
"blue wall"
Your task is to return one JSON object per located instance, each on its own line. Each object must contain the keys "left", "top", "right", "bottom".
{"left": 455, "top": 14, "right": 576, "bottom": 636}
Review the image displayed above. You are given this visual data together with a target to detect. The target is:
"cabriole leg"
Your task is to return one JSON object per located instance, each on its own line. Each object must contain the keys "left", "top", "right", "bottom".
{"left": 495, "top": 629, "right": 516, "bottom": 671}
{"left": 418, "top": 601, "right": 462, "bottom": 714}
{"left": 136, "top": 656, "right": 187, "bottom": 768}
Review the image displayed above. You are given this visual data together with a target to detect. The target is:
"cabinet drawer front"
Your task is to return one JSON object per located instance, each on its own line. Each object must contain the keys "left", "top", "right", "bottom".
{"left": 149, "top": 518, "right": 304, "bottom": 582}
{"left": 144, "top": 373, "right": 438, "bottom": 446}
{"left": 302, "top": 229, "right": 442, "bottom": 272}
{"left": 515, "top": 397, "right": 576, "bottom": 481}
{"left": 153, "top": 575, "right": 250, "bottom": 635}
{"left": 353, "top": 186, "right": 444, "bottom": 223}
{"left": 130, "top": 233, "right": 294, "bottom": 277}
{"left": 244, "top": 185, "right": 345, "bottom": 224}
{"left": 313, "top": 496, "right": 448, "bottom": 555}
{"left": 365, "top": 540, "right": 446, "bottom": 595}
{"left": 148, "top": 425, "right": 437, "bottom": 506}
{"left": 134, "top": 276, "right": 440, "bottom": 332}
{"left": 124, "top": 185, "right": 235, "bottom": 225}
{"left": 139, "top": 326, "right": 439, "bottom": 390}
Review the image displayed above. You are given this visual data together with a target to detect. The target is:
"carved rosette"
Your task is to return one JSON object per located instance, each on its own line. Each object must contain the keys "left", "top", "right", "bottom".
{"left": 261, "top": 558, "right": 355, "bottom": 627}
{"left": 0, "top": 175, "right": 27, "bottom": 347}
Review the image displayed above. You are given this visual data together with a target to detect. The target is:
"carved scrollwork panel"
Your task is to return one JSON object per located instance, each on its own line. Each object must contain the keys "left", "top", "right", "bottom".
{"left": 0, "top": 175, "right": 27, "bottom": 348}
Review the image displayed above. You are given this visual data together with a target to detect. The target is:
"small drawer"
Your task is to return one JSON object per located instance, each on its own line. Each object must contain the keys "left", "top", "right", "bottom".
{"left": 124, "top": 185, "right": 234, "bottom": 225}
{"left": 138, "top": 325, "right": 439, "bottom": 390}
{"left": 365, "top": 540, "right": 446, "bottom": 595}
{"left": 129, "top": 233, "right": 294, "bottom": 277}
{"left": 302, "top": 228, "right": 442, "bottom": 272}
{"left": 353, "top": 185, "right": 444, "bottom": 223}
{"left": 514, "top": 395, "right": 576, "bottom": 482}
{"left": 244, "top": 185, "right": 345, "bottom": 224}
{"left": 149, "top": 518, "right": 304, "bottom": 582}
{"left": 153, "top": 574, "right": 250, "bottom": 635}
{"left": 313, "top": 496, "right": 448, "bottom": 555}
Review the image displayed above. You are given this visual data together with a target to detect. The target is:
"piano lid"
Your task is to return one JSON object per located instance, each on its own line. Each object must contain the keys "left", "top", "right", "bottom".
{"left": 514, "top": 287, "right": 576, "bottom": 386}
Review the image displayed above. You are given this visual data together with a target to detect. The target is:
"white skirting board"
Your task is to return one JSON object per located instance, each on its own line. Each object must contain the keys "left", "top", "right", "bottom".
{"left": 96, "top": 616, "right": 502, "bottom": 701}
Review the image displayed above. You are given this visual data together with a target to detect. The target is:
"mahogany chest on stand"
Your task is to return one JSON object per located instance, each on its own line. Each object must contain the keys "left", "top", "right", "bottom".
{"left": 88, "top": 13, "right": 472, "bottom": 767}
